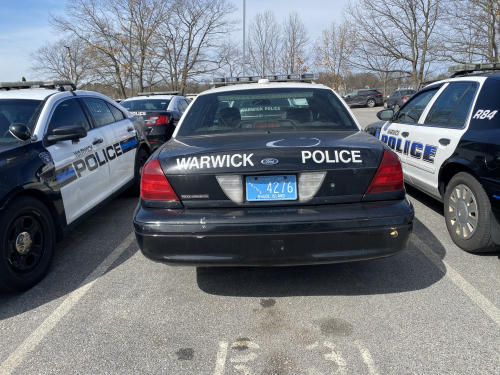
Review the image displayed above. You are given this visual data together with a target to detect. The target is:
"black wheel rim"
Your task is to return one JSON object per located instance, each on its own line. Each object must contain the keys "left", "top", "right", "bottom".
{"left": 5, "top": 213, "right": 46, "bottom": 275}
{"left": 138, "top": 155, "right": 147, "bottom": 175}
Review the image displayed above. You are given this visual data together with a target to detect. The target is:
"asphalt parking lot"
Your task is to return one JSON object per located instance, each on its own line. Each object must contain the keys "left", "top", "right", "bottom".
{"left": 1, "top": 107, "right": 499, "bottom": 375}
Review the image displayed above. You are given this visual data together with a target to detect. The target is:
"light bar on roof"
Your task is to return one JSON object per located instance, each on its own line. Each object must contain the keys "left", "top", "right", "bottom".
{"left": 0, "top": 80, "right": 76, "bottom": 90}
{"left": 137, "top": 91, "right": 180, "bottom": 96}
{"left": 448, "top": 62, "right": 500, "bottom": 74}
{"left": 212, "top": 73, "right": 318, "bottom": 86}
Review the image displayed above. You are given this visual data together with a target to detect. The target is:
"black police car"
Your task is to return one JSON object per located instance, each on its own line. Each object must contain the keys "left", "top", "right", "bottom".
{"left": 134, "top": 75, "right": 414, "bottom": 266}
{"left": 378, "top": 63, "right": 500, "bottom": 253}
{"left": 0, "top": 81, "right": 150, "bottom": 292}
{"left": 121, "top": 92, "right": 191, "bottom": 152}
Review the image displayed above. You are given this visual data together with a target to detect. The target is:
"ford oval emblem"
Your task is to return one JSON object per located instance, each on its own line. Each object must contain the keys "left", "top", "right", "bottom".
{"left": 261, "top": 158, "right": 278, "bottom": 165}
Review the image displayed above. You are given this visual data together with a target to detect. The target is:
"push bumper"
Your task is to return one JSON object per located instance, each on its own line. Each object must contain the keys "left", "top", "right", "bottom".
{"left": 134, "top": 199, "right": 414, "bottom": 266}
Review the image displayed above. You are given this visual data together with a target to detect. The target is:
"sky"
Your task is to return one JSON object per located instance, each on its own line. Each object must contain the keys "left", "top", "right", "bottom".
{"left": 0, "top": 0, "right": 349, "bottom": 82}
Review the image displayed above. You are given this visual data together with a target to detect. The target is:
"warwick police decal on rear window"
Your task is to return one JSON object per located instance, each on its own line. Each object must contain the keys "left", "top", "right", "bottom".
{"left": 380, "top": 134, "right": 437, "bottom": 163}
{"left": 55, "top": 136, "right": 138, "bottom": 188}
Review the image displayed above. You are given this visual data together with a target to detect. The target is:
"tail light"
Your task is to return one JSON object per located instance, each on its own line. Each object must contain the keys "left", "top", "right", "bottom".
{"left": 377, "top": 93, "right": 382, "bottom": 96}
{"left": 141, "top": 158, "right": 179, "bottom": 201}
{"left": 365, "top": 150, "right": 404, "bottom": 194}
{"left": 401, "top": 96, "right": 407, "bottom": 100}
{"left": 145, "top": 115, "right": 170, "bottom": 125}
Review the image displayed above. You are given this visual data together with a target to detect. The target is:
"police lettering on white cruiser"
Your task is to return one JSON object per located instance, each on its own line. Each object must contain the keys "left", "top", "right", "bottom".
{"left": 302, "top": 150, "right": 362, "bottom": 164}
{"left": 176, "top": 154, "right": 254, "bottom": 169}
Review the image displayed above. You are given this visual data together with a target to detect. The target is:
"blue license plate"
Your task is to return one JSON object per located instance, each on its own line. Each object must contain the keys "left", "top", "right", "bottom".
{"left": 246, "top": 175, "right": 297, "bottom": 201}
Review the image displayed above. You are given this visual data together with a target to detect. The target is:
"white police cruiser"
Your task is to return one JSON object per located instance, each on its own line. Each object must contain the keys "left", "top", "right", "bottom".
{"left": 377, "top": 63, "right": 500, "bottom": 253}
{"left": 134, "top": 74, "right": 414, "bottom": 268}
{"left": 0, "top": 81, "right": 151, "bottom": 292}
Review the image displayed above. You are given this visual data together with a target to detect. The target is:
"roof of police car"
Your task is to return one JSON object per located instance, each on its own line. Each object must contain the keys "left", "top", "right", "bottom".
{"left": 199, "top": 82, "right": 329, "bottom": 96}
{"left": 0, "top": 89, "right": 63, "bottom": 100}
{"left": 0, "top": 88, "right": 118, "bottom": 101}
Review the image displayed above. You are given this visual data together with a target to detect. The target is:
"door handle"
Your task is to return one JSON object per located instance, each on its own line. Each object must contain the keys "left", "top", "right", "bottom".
{"left": 439, "top": 138, "right": 451, "bottom": 146}
{"left": 93, "top": 138, "right": 103, "bottom": 145}
{"left": 127, "top": 126, "right": 135, "bottom": 132}
{"left": 402, "top": 132, "right": 409, "bottom": 138}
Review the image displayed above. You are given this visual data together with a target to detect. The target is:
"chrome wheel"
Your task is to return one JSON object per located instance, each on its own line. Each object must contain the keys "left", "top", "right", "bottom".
{"left": 367, "top": 99, "right": 376, "bottom": 108}
{"left": 448, "top": 184, "right": 478, "bottom": 239}
{"left": 383, "top": 101, "right": 388, "bottom": 108}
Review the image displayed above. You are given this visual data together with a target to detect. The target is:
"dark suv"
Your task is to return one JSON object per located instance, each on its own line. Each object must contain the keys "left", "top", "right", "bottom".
{"left": 342, "top": 89, "right": 383, "bottom": 107}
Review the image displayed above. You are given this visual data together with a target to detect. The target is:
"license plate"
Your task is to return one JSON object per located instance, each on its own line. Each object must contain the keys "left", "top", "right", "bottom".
{"left": 246, "top": 175, "right": 297, "bottom": 201}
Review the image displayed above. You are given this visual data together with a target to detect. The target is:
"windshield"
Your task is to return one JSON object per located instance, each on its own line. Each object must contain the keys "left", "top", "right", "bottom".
{"left": 177, "top": 88, "right": 358, "bottom": 136}
{"left": 121, "top": 99, "right": 171, "bottom": 111}
{"left": 0, "top": 99, "right": 43, "bottom": 147}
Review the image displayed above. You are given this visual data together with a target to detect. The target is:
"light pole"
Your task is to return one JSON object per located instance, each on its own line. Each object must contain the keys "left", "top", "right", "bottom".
{"left": 242, "top": 0, "right": 246, "bottom": 76}
{"left": 64, "top": 46, "right": 73, "bottom": 81}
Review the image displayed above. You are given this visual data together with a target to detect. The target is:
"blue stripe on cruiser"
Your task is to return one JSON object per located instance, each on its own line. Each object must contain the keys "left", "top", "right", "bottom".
{"left": 121, "top": 139, "right": 138, "bottom": 150}
{"left": 57, "top": 168, "right": 76, "bottom": 183}
{"left": 493, "top": 195, "right": 500, "bottom": 200}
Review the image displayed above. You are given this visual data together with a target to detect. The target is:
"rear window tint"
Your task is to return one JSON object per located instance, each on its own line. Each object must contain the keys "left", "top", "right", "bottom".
{"left": 424, "top": 82, "right": 477, "bottom": 127}
{"left": 177, "top": 88, "right": 359, "bottom": 136}
{"left": 121, "top": 99, "right": 171, "bottom": 111}
{"left": 82, "top": 98, "right": 116, "bottom": 127}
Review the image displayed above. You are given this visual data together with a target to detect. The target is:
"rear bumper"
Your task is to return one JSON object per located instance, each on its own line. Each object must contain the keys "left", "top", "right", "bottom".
{"left": 134, "top": 198, "right": 414, "bottom": 266}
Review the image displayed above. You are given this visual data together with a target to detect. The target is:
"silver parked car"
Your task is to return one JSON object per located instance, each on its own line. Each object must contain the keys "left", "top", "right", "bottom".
{"left": 384, "top": 89, "right": 416, "bottom": 108}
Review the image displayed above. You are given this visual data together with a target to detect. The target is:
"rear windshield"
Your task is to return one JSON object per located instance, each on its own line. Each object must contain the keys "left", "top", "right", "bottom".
{"left": 177, "top": 88, "right": 358, "bottom": 136}
{"left": 121, "top": 99, "right": 171, "bottom": 111}
{"left": 0, "top": 99, "right": 43, "bottom": 147}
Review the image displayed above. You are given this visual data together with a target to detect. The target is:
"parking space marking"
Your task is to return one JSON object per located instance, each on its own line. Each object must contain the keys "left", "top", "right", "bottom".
{"left": 323, "top": 341, "right": 347, "bottom": 374}
{"left": 0, "top": 233, "right": 136, "bottom": 375}
{"left": 412, "top": 237, "right": 500, "bottom": 327}
{"left": 355, "top": 340, "right": 380, "bottom": 375}
{"left": 213, "top": 341, "right": 228, "bottom": 375}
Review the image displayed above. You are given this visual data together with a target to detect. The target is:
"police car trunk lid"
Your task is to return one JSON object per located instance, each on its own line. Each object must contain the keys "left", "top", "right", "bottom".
{"left": 158, "top": 131, "right": 385, "bottom": 207}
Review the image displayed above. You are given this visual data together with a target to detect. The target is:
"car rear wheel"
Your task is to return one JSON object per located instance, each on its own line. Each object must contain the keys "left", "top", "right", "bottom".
{"left": 366, "top": 98, "right": 376, "bottom": 107}
{"left": 0, "top": 197, "right": 56, "bottom": 293}
{"left": 128, "top": 148, "right": 150, "bottom": 196}
{"left": 444, "top": 172, "right": 500, "bottom": 253}
{"left": 383, "top": 101, "right": 388, "bottom": 108}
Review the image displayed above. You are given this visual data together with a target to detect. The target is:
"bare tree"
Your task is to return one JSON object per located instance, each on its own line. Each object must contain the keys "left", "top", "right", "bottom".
{"left": 157, "top": 0, "right": 238, "bottom": 94}
{"left": 109, "top": 0, "right": 168, "bottom": 94}
{"left": 50, "top": 0, "right": 169, "bottom": 98}
{"left": 314, "top": 21, "right": 355, "bottom": 90}
{"left": 217, "top": 39, "right": 244, "bottom": 77}
{"left": 346, "top": 0, "right": 444, "bottom": 85}
{"left": 29, "top": 37, "right": 93, "bottom": 87}
{"left": 441, "top": 0, "right": 500, "bottom": 63}
{"left": 280, "top": 12, "right": 309, "bottom": 74}
{"left": 246, "top": 10, "right": 283, "bottom": 76}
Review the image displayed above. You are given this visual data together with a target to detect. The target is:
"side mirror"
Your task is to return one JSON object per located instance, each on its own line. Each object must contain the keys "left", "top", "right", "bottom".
{"left": 9, "top": 124, "right": 32, "bottom": 141}
{"left": 47, "top": 124, "right": 87, "bottom": 143}
{"left": 390, "top": 103, "right": 400, "bottom": 111}
{"left": 377, "top": 109, "right": 394, "bottom": 121}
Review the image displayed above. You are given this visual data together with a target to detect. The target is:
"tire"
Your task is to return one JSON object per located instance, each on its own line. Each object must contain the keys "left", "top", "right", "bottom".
{"left": 383, "top": 101, "right": 388, "bottom": 108}
{"left": 444, "top": 172, "right": 500, "bottom": 253}
{"left": 0, "top": 197, "right": 56, "bottom": 293}
{"left": 366, "top": 98, "right": 376, "bottom": 108}
{"left": 128, "top": 148, "right": 150, "bottom": 196}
